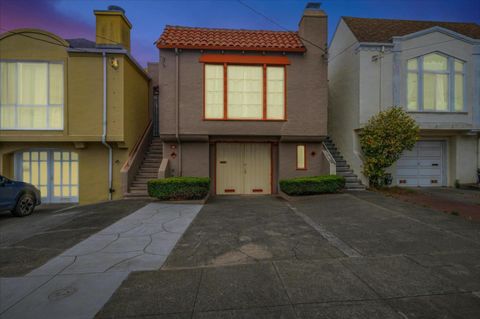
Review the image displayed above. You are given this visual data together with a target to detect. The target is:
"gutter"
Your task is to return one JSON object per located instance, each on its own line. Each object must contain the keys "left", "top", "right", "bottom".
{"left": 102, "top": 52, "right": 113, "bottom": 200}
{"left": 175, "top": 48, "right": 182, "bottom": 175}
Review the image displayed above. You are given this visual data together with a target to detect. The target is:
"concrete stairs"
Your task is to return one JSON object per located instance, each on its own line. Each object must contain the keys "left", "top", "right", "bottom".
{"left": 124, "top": 137, "right": 163, "bottom": 198}
{"left": 324, "top": 137, "right": 366, "bottom": 190}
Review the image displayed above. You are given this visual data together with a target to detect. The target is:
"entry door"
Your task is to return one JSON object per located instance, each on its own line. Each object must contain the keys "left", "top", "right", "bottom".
{"left": 216, "top": 143, "right": 271, "bottom": 195}
{"left": 16, "top": 150, "right": 79, "bottom": 203}
{"left": 396, "top": 141, "right": 444, "bottom": 187}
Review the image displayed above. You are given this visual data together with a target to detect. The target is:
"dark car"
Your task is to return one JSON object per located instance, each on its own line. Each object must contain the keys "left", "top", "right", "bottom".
{"left": 0, "top": 175, "right": 41, "bottom": 217}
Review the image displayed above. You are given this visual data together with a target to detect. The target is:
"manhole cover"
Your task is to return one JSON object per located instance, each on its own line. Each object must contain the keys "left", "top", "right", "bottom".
{"left": 48, "top": 286, "right": 77, "bottom": 301}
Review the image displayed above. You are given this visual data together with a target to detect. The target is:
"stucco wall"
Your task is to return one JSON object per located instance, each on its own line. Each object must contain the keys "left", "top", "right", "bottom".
{"left": 278, "top": 142, "right": 328, "bottom": 180}
{"left": 328, "top": 20, "right": 365, "bottom": 183}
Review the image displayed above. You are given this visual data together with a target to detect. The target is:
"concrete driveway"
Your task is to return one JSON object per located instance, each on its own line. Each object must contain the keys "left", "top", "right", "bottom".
{"left": 96, "top": 193, "right": 480, "bottom": 319}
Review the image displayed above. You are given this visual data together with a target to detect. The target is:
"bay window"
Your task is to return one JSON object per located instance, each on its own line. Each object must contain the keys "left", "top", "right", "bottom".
{"left": 0, "top": 61, "right": 64, "bottom": 130}
{"left": 204, "top": 62, "right": 286, "bottom": 120}
{"left": 407, "top": 53, "right": 465, "bottom": 112}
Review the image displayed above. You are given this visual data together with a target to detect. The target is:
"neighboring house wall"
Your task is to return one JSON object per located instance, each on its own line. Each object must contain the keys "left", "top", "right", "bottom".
{"left": 328, "top": 20, "right": 365, "bottom": 184}
{"left": 0, "top": 28, "right": 150, "bottom": 204}
{"left": 329, "top": 18, "right": 480, "bottom": 186}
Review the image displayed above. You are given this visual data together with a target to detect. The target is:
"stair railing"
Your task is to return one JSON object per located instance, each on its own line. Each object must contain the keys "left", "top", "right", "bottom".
{"left": 121, "top": 121, "right": 153, "bottom": 194}
{"left": 321, "top": 142, "right": 337, "bottom": 175}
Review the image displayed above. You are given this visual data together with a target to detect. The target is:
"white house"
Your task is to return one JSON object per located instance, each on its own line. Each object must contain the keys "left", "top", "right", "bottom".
{"left": 329, "top": 17, "right": 480, "bottom": 187}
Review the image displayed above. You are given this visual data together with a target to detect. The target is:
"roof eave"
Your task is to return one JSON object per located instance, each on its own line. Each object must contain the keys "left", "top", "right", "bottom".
{"left": 156, "top": 44, "right": 306, "bottom": 52}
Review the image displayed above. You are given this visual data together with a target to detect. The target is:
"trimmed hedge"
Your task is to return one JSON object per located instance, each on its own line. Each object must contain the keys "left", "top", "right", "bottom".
{"left": 148, "top": 177, "right": 210, "bottom": 200}
{"left": 279, "top": 175, "right": 345, "bottom": 196}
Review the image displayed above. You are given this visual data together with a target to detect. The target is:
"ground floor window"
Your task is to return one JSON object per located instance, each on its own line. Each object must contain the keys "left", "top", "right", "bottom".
{"left": 16, "top": 150, "right": 79, "bottom": 203}
{"left": 296, "top": 145, "right": 306, "bottom": 170}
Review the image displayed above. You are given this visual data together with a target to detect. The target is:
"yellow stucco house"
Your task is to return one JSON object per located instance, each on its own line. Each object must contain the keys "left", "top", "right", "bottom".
{"left": 0, "top": 7, "right": 152, "bottom": 204}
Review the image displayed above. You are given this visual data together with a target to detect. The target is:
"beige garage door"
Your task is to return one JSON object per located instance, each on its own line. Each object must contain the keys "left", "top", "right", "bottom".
{"left": 216, "top": 143, "right": 271, "bottom": 195}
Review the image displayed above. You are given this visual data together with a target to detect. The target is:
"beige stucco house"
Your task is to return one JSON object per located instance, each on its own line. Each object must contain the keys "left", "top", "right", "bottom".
{"left": 329, "top": 17, "right": 480, "bottom": 187}
{"left": 155, "top": 3, "right": 342, "bottom": 195}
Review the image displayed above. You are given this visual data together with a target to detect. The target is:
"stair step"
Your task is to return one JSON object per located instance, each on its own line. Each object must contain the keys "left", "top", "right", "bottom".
{"left": 141, "top": 163, "right": 160, "bottom": 168}
{"left": 344, "top": 176, "right": 359, "bottom": 182}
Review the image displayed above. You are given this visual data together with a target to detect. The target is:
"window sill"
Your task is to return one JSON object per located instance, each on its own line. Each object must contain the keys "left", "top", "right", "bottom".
{"left": 0, "top": 128, "right": 64, "bottom": 131}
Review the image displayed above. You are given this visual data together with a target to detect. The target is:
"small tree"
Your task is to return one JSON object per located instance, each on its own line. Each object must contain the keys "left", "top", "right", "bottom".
{"left": 360, "top": 107, "right": 419, "bottom": 188}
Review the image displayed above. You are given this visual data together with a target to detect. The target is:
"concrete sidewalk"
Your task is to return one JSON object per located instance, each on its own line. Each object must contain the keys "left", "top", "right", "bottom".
{"left": 96, "top": 194, "right": 480, "bottom": 319}
{"left": 0, "top": 203, "right": 202, "bottom": 319}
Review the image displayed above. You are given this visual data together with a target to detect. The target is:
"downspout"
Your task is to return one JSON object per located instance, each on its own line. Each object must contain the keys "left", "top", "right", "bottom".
{"left": 175, "top": 48, "right": 182, "bottom": 176}
{"left": 379, "top": 45, "right": 384, "bottom": 112}
{"left": 102, "top": 52, "right": 113, "bottom": 200}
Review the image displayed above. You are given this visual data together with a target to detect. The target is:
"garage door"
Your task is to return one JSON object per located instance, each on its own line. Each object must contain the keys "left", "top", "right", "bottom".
{"left": 16, "top": 150, "right": 79, "bottom": 203}
{"left": 396, "top": 141, "right": 444, "bottom": 187}
{"left": 216, "top": 143, "right": 271, "bottom": 195}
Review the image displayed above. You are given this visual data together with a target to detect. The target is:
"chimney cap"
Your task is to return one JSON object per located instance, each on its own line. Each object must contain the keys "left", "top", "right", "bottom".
{"left": 306, "top": 2, "right": 321, "bottom": 10}
{"left": 108, "top": 5, "right": 125, "bottom": 14}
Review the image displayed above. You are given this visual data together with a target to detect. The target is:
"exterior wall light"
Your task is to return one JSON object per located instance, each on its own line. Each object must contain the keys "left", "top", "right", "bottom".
{"left": 110, "top": 57, "right": 119, "bottom": 70}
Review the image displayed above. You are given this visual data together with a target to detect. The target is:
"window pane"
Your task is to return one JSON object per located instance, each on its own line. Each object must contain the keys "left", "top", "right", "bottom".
{"left": 407, "top": 59, "right": 418, "bottom": 71}
{"left": 423, "top": 53, "right": 447, "bottom": 71}
{"left": 455, "top": 74, "right": 464, "bottom": 111}
{"left": 407, "top": 73, "right": 418, "bottom": 110}
{"left": 54, "top": 161, "right": 61, "bottom": 184}
{"left": 1, "top": 62, "right": 16, "bottom": 105}
{"left": 204, "top": 65, "right": 224, "bottom": 119}
{"left": 297, "top": 145, "right": 305, "bottom": 169}
{"left": 436, "top": 74, "right": 448, "bottom": 111}
{"left": 0, "top": 106, "right": 15, "bottom": 128}
{"left": 49, "top": 106, "right": 63, "bottom": 129}
{"left": 227, "top": 66, "right": 262, "bottom": 119}
{"left": 17, "top": 106, "right": 48, "bottom": 129}
{"left": 18, "top": 63, "right": 48, "bottom": 105}
{"left": 71, "top": 152, "right": 78, "bottom": 161}
{"left": 266, "top": 67, "right": 285, "bottom": 119}
{"left": 49, "top": 64, "right": 63, "bottom": 105}
{"left": 423, "top": 73, "right": 435, "bottom": 110}
{"left": 423, "top": 73, "right": 448, "bottom": 111}
{"left": 454, "top": 60, "right": 464, "bottom": 73}
{"left": 62, "top": 162, "right": 69, "bottom": 185}
{"left": 71, "top": 162, "right": 79, "bottom": 184}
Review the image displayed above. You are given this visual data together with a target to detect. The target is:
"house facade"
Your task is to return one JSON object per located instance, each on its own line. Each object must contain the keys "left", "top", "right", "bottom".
{"left": 156, "top": 4, "right": 332, "bottom": 195}
{"left": 0, "top": 7, "right": 151, "bottom": 204}
{"left": 329, "top": 17, "right": 480, "bottom": 187}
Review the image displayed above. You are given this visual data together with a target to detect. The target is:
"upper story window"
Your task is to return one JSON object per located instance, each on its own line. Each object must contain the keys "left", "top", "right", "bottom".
{"left": 0, "top": 61, "right": 64, "bottom": 130}
{"left": 407, "top": 53, "right": 464, "bottom": 112}
{"left": 204, "top": 62, "right": 286, "bottom": 121}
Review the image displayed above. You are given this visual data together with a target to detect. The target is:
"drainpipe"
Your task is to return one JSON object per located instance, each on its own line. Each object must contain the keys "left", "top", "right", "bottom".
{"left": 379, "top": 45, "right": 384, "bottom": 112}
{"left": 175, "top": 48, "right": 182, "bottom": 176}
{"left": 102, "top": 52, "right": 113, "bottom": 200}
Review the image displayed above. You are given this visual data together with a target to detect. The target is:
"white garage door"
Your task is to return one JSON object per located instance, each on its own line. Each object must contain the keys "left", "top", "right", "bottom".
{"left": 216, "top": 143, "right": 271, "bottom": 195}
{"left": 396, "top": 141, "right": 444, "bottom": 187}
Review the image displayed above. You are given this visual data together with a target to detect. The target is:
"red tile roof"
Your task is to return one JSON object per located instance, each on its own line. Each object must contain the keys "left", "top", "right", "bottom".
{"left": 156, "top": 25, "right": 306, "bottom": 52}
{"left": 343, "top": 17, "right": 480, "bottom": 43}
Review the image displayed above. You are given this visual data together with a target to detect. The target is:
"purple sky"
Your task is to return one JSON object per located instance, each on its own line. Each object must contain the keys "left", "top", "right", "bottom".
{"left": 1, "top": 0, "right": 479, "bottom": 67}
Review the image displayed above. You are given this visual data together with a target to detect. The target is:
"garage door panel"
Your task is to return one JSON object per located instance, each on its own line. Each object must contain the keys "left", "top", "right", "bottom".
{"left": 244, "top": 144, "right": 271, "bottom": 194}
{"left": 216, "top": 143, "right": 244, "bottom": 194}
{"left": 397, "top": 141, "right": 444, "bottom": 187}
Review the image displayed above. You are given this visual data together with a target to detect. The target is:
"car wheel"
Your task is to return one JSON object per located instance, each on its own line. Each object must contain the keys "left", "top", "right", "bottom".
{"left": 12, "top": 193, "right": 36, "bottom": 217}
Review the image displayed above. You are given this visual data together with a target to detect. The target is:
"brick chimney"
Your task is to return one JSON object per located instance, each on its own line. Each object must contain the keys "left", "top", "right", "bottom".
{"left": 298, "top": 2, "right": 327, "bottom": 53}
{"left": 94, "top": 5, "right": 132, "bottom": 51}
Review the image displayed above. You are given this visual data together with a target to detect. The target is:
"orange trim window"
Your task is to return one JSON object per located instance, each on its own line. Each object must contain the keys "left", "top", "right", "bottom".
{"left": 202, "top": 56, "right": 287, "bottom": 121}
{"left": 296, "top": 144, "right": 306, "bottom": 170}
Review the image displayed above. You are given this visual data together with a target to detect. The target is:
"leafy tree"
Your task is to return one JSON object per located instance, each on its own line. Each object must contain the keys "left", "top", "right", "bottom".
{"left": 359, "top": 107, "right": 419, "bottom": 188}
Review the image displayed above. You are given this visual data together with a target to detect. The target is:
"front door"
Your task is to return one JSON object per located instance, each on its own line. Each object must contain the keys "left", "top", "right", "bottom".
{"left": 216, "top": 143, "right": 271, "bottom": 195}
{"left": 16, "top": 150, "right": 79, "bottom": 203}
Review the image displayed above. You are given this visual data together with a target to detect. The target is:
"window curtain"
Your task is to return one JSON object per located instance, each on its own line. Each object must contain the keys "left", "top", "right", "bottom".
{"left": 266, "top": 67, "right": 284, "bottom": 119}
{"left": 205, "top": 64, "right": 224, "bottom": 119}
{"left": 227, "top": 65, "right": 262, "bottom": 119}
{"left": 0, "top": 62, "right": 63, "bottom": 129}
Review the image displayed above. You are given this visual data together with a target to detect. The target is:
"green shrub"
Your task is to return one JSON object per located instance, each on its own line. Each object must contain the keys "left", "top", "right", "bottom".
{"left": 279, "top": 175, "right": 345, "bottom": 196}
{"left": 360, "top": 107, "right": 419, "bottom": 188}
{"left": 148, "top": 177, "right": 210, "bottom": 200}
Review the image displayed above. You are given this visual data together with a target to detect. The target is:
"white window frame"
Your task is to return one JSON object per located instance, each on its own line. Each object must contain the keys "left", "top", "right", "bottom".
{"left": 406, "top": 52, "right": 466, "bottom": 113}
{"left": 0, "top": 60, "right": 65, "bottom": 130}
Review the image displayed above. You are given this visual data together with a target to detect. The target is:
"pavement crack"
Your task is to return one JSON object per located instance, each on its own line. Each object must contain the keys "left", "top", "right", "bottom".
{"left": 103, "top": 253, "right": 144, "bottom": 272}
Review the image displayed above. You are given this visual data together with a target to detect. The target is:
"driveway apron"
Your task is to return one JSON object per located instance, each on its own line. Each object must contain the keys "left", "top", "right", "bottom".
{"left": 0, "top": 203, "right": 202, "bottom": 319}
